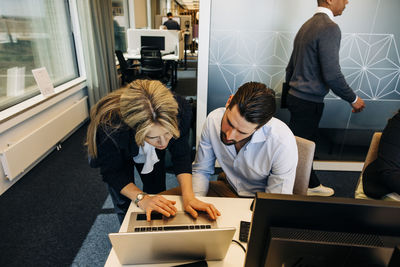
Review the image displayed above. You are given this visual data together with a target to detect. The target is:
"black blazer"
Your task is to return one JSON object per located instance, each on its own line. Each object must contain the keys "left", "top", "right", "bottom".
{"left": 363, "top": 111, "right": 400, "bottom": 197}
{"left": 92, "top": 95, "right": 192, "bottom": 193}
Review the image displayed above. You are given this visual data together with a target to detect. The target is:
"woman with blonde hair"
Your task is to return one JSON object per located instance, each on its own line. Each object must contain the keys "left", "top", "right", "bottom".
{"left": 86, "top": 80, "right": 219, "bottom": 222}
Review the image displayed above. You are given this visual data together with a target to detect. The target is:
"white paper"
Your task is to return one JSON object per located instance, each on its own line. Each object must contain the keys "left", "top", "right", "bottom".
{"left": 7, "top": 66, "right": 25, "bottom": 97}
{"left": 32, "top": 67, "right": 54, "bottom": 97}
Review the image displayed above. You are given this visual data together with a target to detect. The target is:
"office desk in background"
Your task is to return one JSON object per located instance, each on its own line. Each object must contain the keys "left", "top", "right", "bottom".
{"left": 125, "top": 53, "right": 179, "bottom": 61}
{"left": 126, "top": 29, "right": 183, "bottom": 60}
{"left": 105, "top": 196, "right": 253, "bottom": 267}
{"left": 125, "top": 53, "right": 179, "bottom": 86}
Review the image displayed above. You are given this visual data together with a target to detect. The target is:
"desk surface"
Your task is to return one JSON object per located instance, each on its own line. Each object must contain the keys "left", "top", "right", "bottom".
{"left": 105, "top": 196, "right": 253, "bottom": 267}
{"left": 125, "top": 53, "right": 179, "bottom": 61}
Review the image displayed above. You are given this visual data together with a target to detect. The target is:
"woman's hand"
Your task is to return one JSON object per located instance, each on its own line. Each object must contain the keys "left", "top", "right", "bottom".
{"left": 138, "top": 195, "right": 178, "bottom": 221}
{"left": 183, "top": 195, "right": 221, "bottom": 220}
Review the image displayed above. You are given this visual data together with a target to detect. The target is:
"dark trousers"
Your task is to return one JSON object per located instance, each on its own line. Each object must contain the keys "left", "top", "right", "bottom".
{"left": 287, "top": 93, "right": 324, "bottom": 188}
{"left": 363, "top": 112, "right": 400, "bottom": 198}
{"left": 162, "top": 172, "right": 242, "bottom": 198}
{"left": 363, "top": 159, "right": 400, "bottom": 198}
{"left": 108, "top": 149, "right": 167, "bottom": 223}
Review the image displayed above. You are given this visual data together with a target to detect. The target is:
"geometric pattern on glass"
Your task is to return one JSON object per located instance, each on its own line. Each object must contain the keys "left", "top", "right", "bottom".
{"left": 328, "top": 33, "right": 400, "bottom": 100}
{"left": 210, "top": 30, "right": 400, "bottom": 101}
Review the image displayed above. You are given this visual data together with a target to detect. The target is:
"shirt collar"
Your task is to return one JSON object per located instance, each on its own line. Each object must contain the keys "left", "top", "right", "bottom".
{"left": 316, "top": 6, "right": 334, "bottom": 22}
{"left": 249, "top": 120, "right": 272, "bottom": 144}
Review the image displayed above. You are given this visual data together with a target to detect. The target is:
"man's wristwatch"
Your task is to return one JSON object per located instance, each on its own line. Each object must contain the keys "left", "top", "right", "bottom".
{"left": 134, "top": 192, "right": 148, "bottom": 207}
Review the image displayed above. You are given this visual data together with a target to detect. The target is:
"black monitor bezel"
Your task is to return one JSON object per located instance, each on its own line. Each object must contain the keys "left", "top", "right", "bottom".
{"left": 140, "top": 35, "right": 165, "bottom": 51}
{"left": 244, "top": 193, "right": 400, "bottom": 267}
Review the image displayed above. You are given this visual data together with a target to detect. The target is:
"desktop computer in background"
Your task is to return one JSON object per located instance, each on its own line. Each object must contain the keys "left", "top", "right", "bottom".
{"left": 245, "top": 193, "right": 400, "bottom": 267}
{"left": 140, "top": 36, "right": 165, "bottom": 51}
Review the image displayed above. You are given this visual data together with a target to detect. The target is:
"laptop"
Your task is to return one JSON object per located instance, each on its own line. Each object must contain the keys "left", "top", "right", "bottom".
{"left": 109, "top": 211, "right": 236, "bottom": 265}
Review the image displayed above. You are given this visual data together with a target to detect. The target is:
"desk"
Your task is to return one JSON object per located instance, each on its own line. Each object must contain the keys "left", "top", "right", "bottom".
{"left": 125, "top": 53, "right": 179, "bottom": 61}
{"left": 125, "top": 53, "right": 179, "bottom": 86}
{"left": 105, "top": 196, "right": 253, "bottom": 267}
{"left": 126, "top": 29, "right": 182, "bottom": 60}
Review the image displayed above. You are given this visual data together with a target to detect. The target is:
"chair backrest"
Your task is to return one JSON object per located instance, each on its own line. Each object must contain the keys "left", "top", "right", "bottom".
{"left": 354, "top": 132, "right": 382, "bottom": 199}
{"left": 362, "top": 132, "right": 382, "bottom": 173}
{"left": 293, "top": 136, "right": 315, "bottom": 195}
{"left": 140, "top": 46, "right": 164, "bottom": 69}
{"left": 115, "top": 50, "right": 128, "bottom": 70}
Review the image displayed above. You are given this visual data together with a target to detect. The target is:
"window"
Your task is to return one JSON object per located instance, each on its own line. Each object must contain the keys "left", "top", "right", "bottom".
{"left": 0, "top": 0, "right": 79, "bottom": 111}
{"left": 112, "top": 0, "right": 129, "bottom": 52}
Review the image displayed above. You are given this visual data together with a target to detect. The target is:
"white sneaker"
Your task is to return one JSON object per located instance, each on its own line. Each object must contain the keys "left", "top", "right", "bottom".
{"left": 307, "top": 184, "right": 335, "bottom": 196}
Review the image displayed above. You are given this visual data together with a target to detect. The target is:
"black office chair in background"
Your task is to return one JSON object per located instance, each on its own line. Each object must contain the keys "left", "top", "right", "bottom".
{"left": 115, "top": 50, "right": 140, "bottom": 84}
{"left": 140, "top": 46, "right": 167, "bottom": 82}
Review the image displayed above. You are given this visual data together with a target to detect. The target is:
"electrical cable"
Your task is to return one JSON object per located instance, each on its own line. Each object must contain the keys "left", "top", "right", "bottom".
{"left": 231, "top": 239, "right": 246, "bottom": 253}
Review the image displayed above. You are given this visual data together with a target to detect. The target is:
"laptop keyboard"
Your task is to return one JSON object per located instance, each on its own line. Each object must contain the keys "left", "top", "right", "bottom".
{"left": 134, "top": 224, "right": 212, "bottom": 232}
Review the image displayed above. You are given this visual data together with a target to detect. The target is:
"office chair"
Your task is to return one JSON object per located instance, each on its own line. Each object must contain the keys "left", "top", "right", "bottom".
{"left": 354, "top": 132, "right": 382, "bottom": 199}
{"left": 115, "top": 50, "right": 139, "bottom": 84}
{"left": 140, "top": 46, "right": 166, "bottom": 81}
{"left": 293, "top": 136, "right": 315, "bottom": 195}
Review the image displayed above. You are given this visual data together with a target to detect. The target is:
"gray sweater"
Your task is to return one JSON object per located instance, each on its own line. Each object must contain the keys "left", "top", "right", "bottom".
{"left": 286, "top": 13, "right": 356, "bottom": 103}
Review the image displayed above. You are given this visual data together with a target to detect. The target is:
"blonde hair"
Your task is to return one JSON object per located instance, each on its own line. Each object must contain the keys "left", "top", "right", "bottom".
{"left": 86, "top": 80, "right": 180, "bottom": 158}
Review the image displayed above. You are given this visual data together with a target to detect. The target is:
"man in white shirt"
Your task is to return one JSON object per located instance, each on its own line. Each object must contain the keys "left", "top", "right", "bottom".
{"left": 192, "top": 82, "right": 298, "bottom": 197}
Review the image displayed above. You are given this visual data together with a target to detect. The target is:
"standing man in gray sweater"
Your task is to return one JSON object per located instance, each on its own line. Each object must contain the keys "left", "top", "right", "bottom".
{"left": 285, "top": 0, "right": 366, "bottom": 196}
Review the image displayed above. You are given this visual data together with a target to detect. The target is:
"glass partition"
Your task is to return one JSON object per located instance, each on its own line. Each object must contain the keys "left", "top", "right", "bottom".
{"left": 112, "top": 0, "right": 128, "bottom": 52}
{"left": 206, "top": 0, "right": 400, "bottom": 161}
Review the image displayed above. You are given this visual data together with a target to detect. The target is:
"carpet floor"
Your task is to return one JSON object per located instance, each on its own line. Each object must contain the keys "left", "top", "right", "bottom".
{"left": 0, "top": 122, "right": 109, "bottom": 267}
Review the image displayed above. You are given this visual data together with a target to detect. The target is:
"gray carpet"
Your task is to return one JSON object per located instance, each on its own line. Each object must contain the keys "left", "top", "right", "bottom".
{"left": 316, "top": 170, "right": 360, "bottom": 198}
{"left": 72, "top": 196, "right": 119, "bottom": 267}
{"left": 0, "top": 122, "right": 109, "bottom": 267}
{"left": 174, "top": 77, "right": 197, "bottom": 97}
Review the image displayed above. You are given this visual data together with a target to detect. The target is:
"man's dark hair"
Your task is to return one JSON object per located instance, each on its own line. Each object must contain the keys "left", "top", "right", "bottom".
{"left": 227, "top": 82, "right": 276, "bottom": 127}
{"left": 167, "top": 12, "right": 173, "bottom": 17}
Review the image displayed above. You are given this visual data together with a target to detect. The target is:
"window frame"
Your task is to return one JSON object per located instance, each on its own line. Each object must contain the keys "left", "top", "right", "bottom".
{"left": 0, "top": 0, "right": 86, "bottom": 122}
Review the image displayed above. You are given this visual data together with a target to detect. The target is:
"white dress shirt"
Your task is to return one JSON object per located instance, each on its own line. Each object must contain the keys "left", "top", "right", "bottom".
{"left": 316, "top": 6, "right": 334, "bottom": 21}
{"left": 192, "top": 108, "right": 298, "bottom": 197}
{"left": 133, "top": 141, "right": 159, "bottom": 174}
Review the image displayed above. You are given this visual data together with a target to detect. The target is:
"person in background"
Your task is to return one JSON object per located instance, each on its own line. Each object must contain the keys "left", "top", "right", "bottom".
{"left": 190, "top": 82, "right": 298, "bottom": 197}
{"left": 113, "top": 19, "right": 125, "bottom": 52}
{"left": 363, "top": 110, "right": 400, "bottom": 199}
{"left": 285, "top": 0, "right": 366, "bottom": 196}
{"left": 86, "top": 80, "right": 219, "bottom": 223}
{"left": 163, "top": 12, "right": 181, "bottom": 30}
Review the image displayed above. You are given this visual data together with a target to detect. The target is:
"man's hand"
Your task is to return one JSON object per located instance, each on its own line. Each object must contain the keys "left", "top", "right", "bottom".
{"left": 183, "top": 196, "right": 221, "bottom": 220}
{"left": 138, "top": 195, "right": 177, "bottom": 222}
{"left": 351, "top": 97, "right": 365, "bottom": 113}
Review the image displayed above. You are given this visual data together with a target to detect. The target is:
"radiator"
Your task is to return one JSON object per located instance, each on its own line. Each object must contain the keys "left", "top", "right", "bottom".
{"left": 0, "top": 97, "right": 88, "bottom": 180}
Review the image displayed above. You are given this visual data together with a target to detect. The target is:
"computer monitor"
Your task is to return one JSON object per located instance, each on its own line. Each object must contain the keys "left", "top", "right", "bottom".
{"left": 245, "top": 193, "right": 400, "bottom": 267}
{"left": 140, "top": 36, "right": 165, "bottom": 51}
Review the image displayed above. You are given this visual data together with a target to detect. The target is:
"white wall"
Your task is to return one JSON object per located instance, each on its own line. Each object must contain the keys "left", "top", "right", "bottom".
{"left": 0, "top": 81, "right": 88, "bottom": 195}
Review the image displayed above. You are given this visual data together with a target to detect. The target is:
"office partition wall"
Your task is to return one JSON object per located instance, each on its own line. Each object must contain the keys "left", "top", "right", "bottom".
{"left": 197, "top": 0, "right": 400, "bottom": 163}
